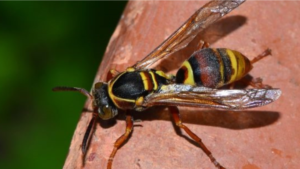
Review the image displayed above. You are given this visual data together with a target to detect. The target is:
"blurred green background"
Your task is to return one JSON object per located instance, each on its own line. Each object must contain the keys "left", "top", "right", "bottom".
{"left": 0, "top": 2, "right": 126, "bottom": 169}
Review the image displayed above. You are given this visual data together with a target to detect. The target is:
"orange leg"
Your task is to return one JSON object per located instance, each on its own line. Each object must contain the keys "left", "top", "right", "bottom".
{"left": 249, "top": 49, "right": 273, "bottom": 88}
{"left": 249, "top": 77, "right": 272, "bottom": 89}
{"left": 197, "top": 40, "right": 210, "bottom": 50}
{"left": 232, "top": 77, "right": 272, "bottom": 89}
{"left": 107, "top": 114, "right": 133, "bottom": 169}
{"left": 231, "top": 49, "right": 272, "bottom": 89}
{"left": 107, "top": 69, "right": 119, "bottom": 81}
{"left": 169, "top": 106, "right": 225, "bottom": 169}
{"left": 251, "top": 48, "right": 272, "bottom": 64}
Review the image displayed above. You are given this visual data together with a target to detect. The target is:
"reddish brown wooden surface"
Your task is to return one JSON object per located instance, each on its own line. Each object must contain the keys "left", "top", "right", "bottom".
{"left": 64, "top": 1, "right": 300, "bottom": 169}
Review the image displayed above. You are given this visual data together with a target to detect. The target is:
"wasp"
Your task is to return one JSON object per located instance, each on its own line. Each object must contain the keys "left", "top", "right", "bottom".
{"left": 53, "top": 0, "right": 281, "bottom": 168}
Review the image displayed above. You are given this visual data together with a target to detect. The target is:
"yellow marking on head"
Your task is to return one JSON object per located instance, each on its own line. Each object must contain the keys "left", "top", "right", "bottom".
{"left": 226, "top": 49, "right": 238, "bottom": 83}
{"left": 182, "top": 61, "right": 195, "bottom": 85}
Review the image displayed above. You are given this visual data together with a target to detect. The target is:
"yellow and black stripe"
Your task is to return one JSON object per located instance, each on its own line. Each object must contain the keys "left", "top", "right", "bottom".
{"left": 176, "top": 48, "right": 252, "bottom": 88}
{"left": 108, "top": 69, "right": 168, "bottom": 109}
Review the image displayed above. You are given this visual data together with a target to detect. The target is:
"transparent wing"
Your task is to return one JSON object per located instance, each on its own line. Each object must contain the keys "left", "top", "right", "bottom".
{"left": 142, "top": 84, "right": 281, "bottom": 110}
{"left": 133, "top": 0, "right": 246, "bottom": 70}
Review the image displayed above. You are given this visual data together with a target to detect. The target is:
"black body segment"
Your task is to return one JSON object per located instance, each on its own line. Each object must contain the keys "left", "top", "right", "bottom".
{"left": 112, "top": 72, "right": 145, "bottom": 99}
{"left": 109, "top": 70, "right": 168, "bottom": 109}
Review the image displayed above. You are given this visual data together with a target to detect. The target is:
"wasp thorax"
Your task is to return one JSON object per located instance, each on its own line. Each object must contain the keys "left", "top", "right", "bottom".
{"left": 92, "top": 82, "right": 118, "bottom": 120}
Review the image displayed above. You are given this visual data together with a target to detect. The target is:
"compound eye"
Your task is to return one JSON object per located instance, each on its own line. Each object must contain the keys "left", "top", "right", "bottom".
{"left": 102, "top": 105, "right": 110, "bottom": 114}
{"left": 97, "top": 107, "right": 105, "bottom": 116}
{"left": 98, "top": 105, "right": 113, "bottom": 120}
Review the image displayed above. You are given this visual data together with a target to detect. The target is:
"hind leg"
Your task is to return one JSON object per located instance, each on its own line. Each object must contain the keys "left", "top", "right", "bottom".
{"left": 251, "top": 48, "right": 272, "bottom": 64}
{"left": 231, "top": 49, "right": 273, "bottom": 89}
{"left": 169, "top": 106, "right": 225, "bottom": 169}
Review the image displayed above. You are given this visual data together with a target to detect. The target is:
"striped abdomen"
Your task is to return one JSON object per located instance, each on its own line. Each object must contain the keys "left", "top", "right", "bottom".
{"left": 176, "top": 48, "right": 252, "bottom": 88}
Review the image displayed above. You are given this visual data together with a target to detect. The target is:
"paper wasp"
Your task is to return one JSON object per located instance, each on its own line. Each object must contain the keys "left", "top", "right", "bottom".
{"left": 53, "top": 0, "right": 281, "bottom": 168}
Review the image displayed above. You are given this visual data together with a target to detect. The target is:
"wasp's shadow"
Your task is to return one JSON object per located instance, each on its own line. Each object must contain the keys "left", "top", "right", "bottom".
{"left": 83, "top": 104, "right": 280, "bottom": 151}
{"left": 127, "top": 106, "right": 280, "bottom": 130}
{"left": 83, "top": 104, "right": 280, "bottom": 130}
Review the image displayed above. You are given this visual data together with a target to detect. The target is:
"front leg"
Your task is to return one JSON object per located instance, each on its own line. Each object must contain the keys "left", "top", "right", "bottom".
{"left": 81, "top": 112, "right": 98, "bottom": 166}
{"left": 107, "top": 69, "right": 120, "bottom": 81}
{"left": 107, "top": 113, "right": 133, "bottom": 169}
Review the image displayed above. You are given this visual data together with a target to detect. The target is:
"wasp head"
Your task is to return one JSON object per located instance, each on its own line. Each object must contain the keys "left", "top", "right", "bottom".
{"left": 92, "top": 82, "right": 118, "bottom": 120}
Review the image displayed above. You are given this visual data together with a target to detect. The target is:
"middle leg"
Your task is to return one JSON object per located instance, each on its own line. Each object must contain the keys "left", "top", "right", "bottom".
{"left": 196, "top": 40, "right": 210, "bottom": 50}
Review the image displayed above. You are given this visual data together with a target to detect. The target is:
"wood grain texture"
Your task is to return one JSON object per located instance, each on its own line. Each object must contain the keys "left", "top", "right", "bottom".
{"left": 64, "top": 1, "right": 300, "bottom": 169}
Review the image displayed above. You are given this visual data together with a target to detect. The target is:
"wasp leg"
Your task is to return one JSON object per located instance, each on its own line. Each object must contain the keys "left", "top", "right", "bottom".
{"left": 81, "top": 112, "right": 98, "bottom": 166}
{"left": 197, "top": 41, "right": 210, "bottom": 50}
{"left": 107, "top": 69, "right": 120, "bottom": 81}
{"left": 230, "top": 49, "right": 272, "bottom": 89}
{"left": 251, "top": 48, "right": 272, "bottom": 64}
{"left": 248, "top": 48, "right": 272, "bottom": 88}
{"left": 107, "top": 114, "right": 133, "bottom": 169}
{"left": 233, "top": 77, "right": 272, "bottom": 89}
{"left": 169, "top": 106, "right": 225, "bottom": 169}
{"left": 249, "top": 77, "right": 272, "bottom": 89}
